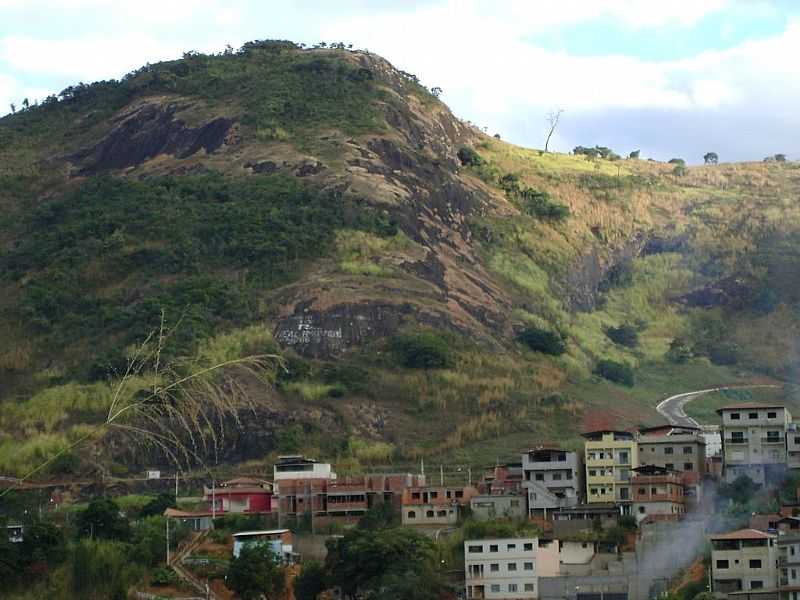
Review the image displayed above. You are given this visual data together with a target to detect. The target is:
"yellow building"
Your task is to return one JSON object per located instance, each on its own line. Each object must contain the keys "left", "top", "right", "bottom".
{"left": 582, "top": 430, "right": 639, "bottom": 513}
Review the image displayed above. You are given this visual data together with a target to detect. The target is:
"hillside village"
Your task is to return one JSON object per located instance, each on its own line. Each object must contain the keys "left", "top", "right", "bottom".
{"left": 6, "top": 400, "right": 800, "bottom": 600}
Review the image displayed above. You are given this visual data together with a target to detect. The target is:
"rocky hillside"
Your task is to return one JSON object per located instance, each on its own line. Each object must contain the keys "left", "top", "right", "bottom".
{"left": 2, "top": 40, "right": 800, "bottom": 478}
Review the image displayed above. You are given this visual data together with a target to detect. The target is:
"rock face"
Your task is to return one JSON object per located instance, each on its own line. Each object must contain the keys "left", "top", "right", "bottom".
{"left": 71, "top": 102, "right": 234, "bottom": 174}
{"left": 274, "top": 302, "right": 413, "bottom": 358}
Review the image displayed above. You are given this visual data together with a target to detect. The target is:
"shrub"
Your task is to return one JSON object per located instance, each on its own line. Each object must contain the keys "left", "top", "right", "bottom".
{"left": 672, "top": 164, "right": 688, "bottom": 177}
{"left": 594, "top": 360, "right": 634, "bottom": 386}
{"left": 628, "top": 150, "right": 640, "bottom": 159}
{"left": 517, "top": 327, "right": 567, "bottom": 356}
{"left": 150, "top": 567, "right": 177, "bottom": 586}
{"left": 457, "top": 147, "right": 483, "bottom": 167}
{"left": 605, "top": 324, "right": 639, "bottom": 348}
{"left": 666, "top": 338, "right": 693, "bottom": 364}
{"left": 390, "top": 331, "right": 453, "bottom": 369}
{"left": 294, "top": 561, "right": 327, "bottom": 600}
{"left": 703, "top": 152, "right": 718, "bottom": 165}
{"left": 668, "top": 158, "right": 685, "bottom": 165}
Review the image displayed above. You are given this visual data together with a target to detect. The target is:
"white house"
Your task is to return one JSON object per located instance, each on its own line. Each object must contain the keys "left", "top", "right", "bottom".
{"left": 465, "top": 537, "right": 539, "bottom": 599}
{"left": 232, "top": 529, "right": 294, "bottom": 564}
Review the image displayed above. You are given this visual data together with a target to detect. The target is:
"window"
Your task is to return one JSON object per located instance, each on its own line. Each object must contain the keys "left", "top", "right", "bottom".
{"left": 666, "top": 463, "right": 675, "bottom": 470}
{"left": 618, "top": 451, "right": 629, "bottom": 464}
{"left": 731, "top": 432, "right": 745, "bottom": 443}
{"left": 446, "top": 490, "right": 452, "bottom": 498}
{"left": 426, "top": 510, "right": 434, "bottom": 517}
{"left": 489, "top": 544, "right": 499, "bottom": 553}
{"left": 684, "top": 463, "right": 693, "bottom": 471}
{"left": 408, "top": 511, "right": 416, "bottom": 519}
{"left": 619, "top": 488, "right": 629, "bottom": 500}
{"left": 508, "top": 562, "right": 517, "bottom": 571}
{"left": 749, "top": 412, "right": 758, "bottom": 420}
{"left": 524, "top": 562, "right": 534, "bottom": 570}
{"left": 716, "top": 559, "right": 729, "bottom": 569}
{"left": 437, "top": 510, "right": 447, "bottom": 517}
{"left": 468, "top": 545, "right": 482, "bottom": 553}
{"left": 589, "top": 470, "right": 597, "bottom": 477}
{"left": 490, "top": 563, "right": 499, "bottom": 572}
{"left": 683, "top": 446, "right": 693, "bottom": 454}
{"left": 664, "top": 447, "right": 674, "bottom": 455}
{"left": 749, "top": 559, "right": 762, "bottom": 568}
{"left": 523, "top": 543, "right": 533, "bottom": 551}
{"left": 455, "top": 490, "right": 463, "bottom": 498}
{"left": 525, "top": 584, "right": 535, "bottom": 592}
{"left": 511, "top": 500, "right": 520, "bottom": 508}
{"left": 412, "top": 492, "right": 421, "bottom": 500}
{"left": 509, "top": 584, "right": 518, "bottom": 592}
{"left": 566, "top": 471, "right": 573, "bottom": 479}
{"left": 638, "top": 488, "right": 646, "bottom": 495}
{"left": 591, "top": 488, "right": 598, "bottom": 495}
{"left": 731, "top": 413, "right": 741, "bottom": 420}
{"left": 639, "top": 507, "right": 646, "bottom": 514}
{"left": 491, "top": 585, "right": 500, "bottom": 593}
{"left": 553, "top": 473, "right": 562, "bottom": 480}
{"left": 768, "top": 412, "right": 777, "bottom": 419}
{"left": 430, "top": 491, "right": 438, "bottom": 499}
{"left": 507, "top": 543, "right": 516, "bottom": 550}
{"left": 535, "top": 473, "right": 544, "bottom": 481}
{"left": 751, "top": 581, "right": 764, "bottom": 590}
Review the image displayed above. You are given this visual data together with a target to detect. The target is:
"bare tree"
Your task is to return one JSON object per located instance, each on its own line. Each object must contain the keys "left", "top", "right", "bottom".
{"left": 544, "top": 109, "right": 564, "bottom": 153}
{"left": 9, "top": 103, "right": 15, "bottom": 114}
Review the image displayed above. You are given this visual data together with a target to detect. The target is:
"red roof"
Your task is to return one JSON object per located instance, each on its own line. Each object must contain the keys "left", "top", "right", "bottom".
{"left": 710, "top": 528, "right": 775, "bottom": 540}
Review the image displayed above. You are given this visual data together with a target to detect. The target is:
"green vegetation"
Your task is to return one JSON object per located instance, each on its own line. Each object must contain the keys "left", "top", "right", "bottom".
{"left": 605, "top": 324, "right": 639, "bottom": 348}
{"left": 595, "top": 359, "right": 635, "bottom": 386}
{"left": 517, "top": 326, "right": 567, "bottom": 355}
{"left": 390, "top": 330, "right": 454, "bottom": 369}
{"left": 227, "top": 543, "right": 285, "bottom": 600}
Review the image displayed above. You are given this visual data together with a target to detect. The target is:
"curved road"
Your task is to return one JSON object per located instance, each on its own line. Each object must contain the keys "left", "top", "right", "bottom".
{"left": 656, "top": 385, "right": 781, "bottom": 427}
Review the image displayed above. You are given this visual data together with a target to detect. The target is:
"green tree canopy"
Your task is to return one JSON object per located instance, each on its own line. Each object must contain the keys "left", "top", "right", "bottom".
{"left": 77, "top": 498, "right": 130, "bottom": 541}
{"left": 226, "top": 543, "right": 285, "bottom": 600}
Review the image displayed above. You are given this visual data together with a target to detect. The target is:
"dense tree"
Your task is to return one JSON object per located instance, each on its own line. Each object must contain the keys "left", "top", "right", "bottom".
{"left": 326, "top": 527, "right": 443, "bottom": 600}
{"left": 294, "top": 560, "right": 327, "bottom": 600}
{"left": 517, "top": 327, "right": 567, "bottom": 355}
{"left": 77, "top": 498, "right": 130, "bottom": 540}
{"left": 226, "top": 543, "right": 285, "bottom": 600}
{"left": 628, "top": 149, "right": 640, "bottom": 159}
{"left": 666, "top": 338, "right": 693, "bottom": 364}
{"left": 390, "top": 331, "right": 453, "bottom": 369}
{"left": 605, "top": 324, "right": 639, "bottom": 348}
{"left": 594, "top": 360, "right": 635, "bottom": 386}
{"left": 703, "top": 152, "right": 719, "bottom": 164}
{"left": 140, "top": 493, "right": 177, "bottom": 518}
{"left": 457, "top": 146, "right": 482, "bottom": 166}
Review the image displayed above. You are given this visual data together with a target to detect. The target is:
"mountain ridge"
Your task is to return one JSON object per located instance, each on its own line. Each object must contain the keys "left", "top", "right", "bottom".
{"left": 2, "top": 40, "right": 800, "bottom": 478}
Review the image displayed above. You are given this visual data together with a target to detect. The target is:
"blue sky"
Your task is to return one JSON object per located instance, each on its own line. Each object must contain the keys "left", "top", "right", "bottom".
{"left": 1, "top": 0, "right": 799, "bottom": 162}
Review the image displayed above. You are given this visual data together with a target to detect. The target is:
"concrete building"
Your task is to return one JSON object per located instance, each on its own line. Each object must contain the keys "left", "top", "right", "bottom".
{"left": 522, "top": 447, "right": 580, "bottom": 518}
{"left": 232, "top": 529, "right": 294, "bottom": 563}
{"left": 779, "top": 534, "right": 800, "bottom": 600}
{"left": 402, "top": 485, "right": 478, "bottom": 526}
{"left": 273, "top": 455, "right": 336, "bottom": 481}
{"left": 465, "top": 537, "right": 539, "bottom": 599}
{"left": 638, "top": 425, "right": 706, "bottom": 507}
{"left": 710, "top": 529, "right": 778, "bottom": 594}
{"left": 583, "top": 431, "right": 639, "bottom": 513}
{"left": 631, "top": 465, "right": 685, "bottom": 524}
{"left": 717, "top": 404, "right": 792, "bottom": 485}
{"left": 481, "top": 463, "right": 525, "bottom": 496}
{"left": 787, "top": 424, "right": 800, "bottom": 471}
{"left": 471, "top": 494, "right": 527, "bottom": 521}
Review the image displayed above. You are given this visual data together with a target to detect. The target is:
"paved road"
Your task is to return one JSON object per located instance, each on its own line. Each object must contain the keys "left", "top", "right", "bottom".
{"left": 656, "top": 385, "right": 781, "bottom": 427}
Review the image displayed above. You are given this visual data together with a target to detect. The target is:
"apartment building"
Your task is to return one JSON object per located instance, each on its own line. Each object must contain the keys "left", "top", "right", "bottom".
{"left": 521, "top": 446, "right": 580, "bottom": 518}
{"left": 718, "top": 404, "right": 792, "bottom": 485}
{"left": 787, "top": 423, "right": 800, "bottom": 471}
{"left": 631, "top": 465, "right": 685, "bottom": 523}
{"left": 638, "top": 425, "right": 706, "bottom": 506}
{"left": 465, "top": 537, "right": 539, "bottom": 599}
{"left": 710, "top": 529, "right": 778, "bottom": 594}
{"left": 583, "top": 430, "right": 639, "bottom": 513}
{"left": 401, "top": 485, "right": 478, "bottom": 526}
{"left": 779, "top": 534, "right": 800, "bottom": 600}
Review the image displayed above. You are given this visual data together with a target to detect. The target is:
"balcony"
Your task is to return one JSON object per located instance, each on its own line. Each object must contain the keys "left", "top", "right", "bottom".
{"left": 726, "top": 438, "right": 749, "bottom": 445}
{"left": 763, "top": 437, "right": 785, "bottom": 445}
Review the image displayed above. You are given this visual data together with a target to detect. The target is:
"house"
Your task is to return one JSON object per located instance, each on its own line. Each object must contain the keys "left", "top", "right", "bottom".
{"left": 464, "top": 537, "right": 540, "bottom": 599}
{"left": 163, "top": 508, "right": 213, "bottom": 531}
{"left": 710, "top": 529, "right": 778, "bottom": 595}
{"left": 204, "top": 477, "right": 273, "bottom": 514}
{"left": 273, "top": 455, "right": 336, "bottom": 481}
{"left": 480, "top": 463, "right": 525, "bottom": 496}
{"left": 6, "top": 524, "right": 23, "bottom": 543}
{"left": 401, "top": 485, "right": 478, "bottom": 526}
{"left": 717, "top": 404, "right": 792, "bottom": 485}
{"left": 470, "top": 494, "right": 527, "bottom": 521}
{"left": 638, "top": 425, "right": 706, "bottom": 508}
{"left": 522, "top": 446, "right": 580, "bottom": 518}
{"left": 631, "top": 465, "right": 685, "bottom": 523}
{"left": 583, "top": 430, "right": 639, "bottom": 513}
{"left": 232, "top": 529, "right": 294, "bottom": 563}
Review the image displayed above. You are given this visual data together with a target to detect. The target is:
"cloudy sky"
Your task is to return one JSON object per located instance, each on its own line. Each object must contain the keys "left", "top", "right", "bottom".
{"left": 1, "top": 0, "right": 798, "bottom": 162}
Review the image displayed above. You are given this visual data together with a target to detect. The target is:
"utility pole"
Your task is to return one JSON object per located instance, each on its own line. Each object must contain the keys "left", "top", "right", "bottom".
{"left": 440, "top": 465, "right": 444, "bottom": 486}
{"left": 175, "top": 472, "right": 179, "bottom": 499}
{"left": 166, "top": 517, "right": 170, "bottom": 565}
{"left": 211, "top": 479, "right": 216, "bottom": 520}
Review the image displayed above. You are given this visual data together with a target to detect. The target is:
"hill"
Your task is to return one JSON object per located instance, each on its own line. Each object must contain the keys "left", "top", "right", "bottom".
{"left": 2, "top": 40, "right": 800, "bottom": 479}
